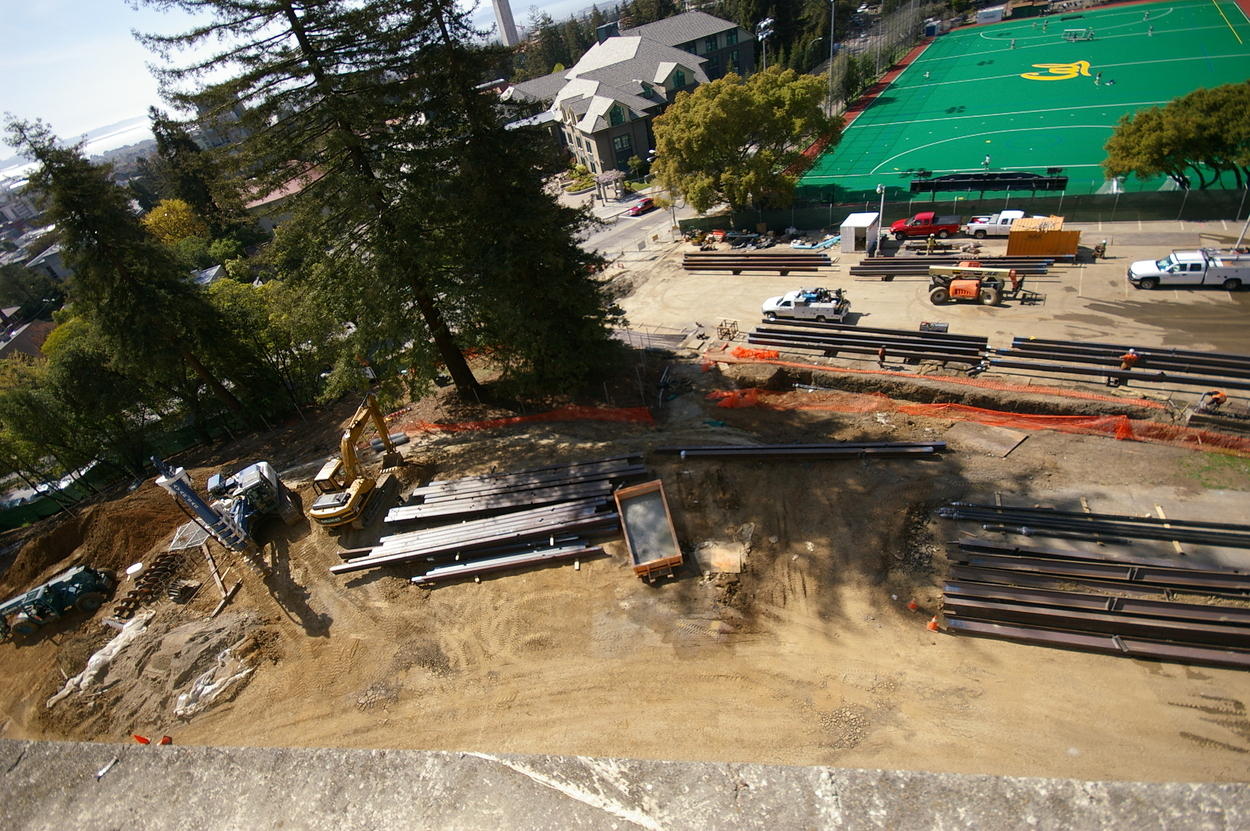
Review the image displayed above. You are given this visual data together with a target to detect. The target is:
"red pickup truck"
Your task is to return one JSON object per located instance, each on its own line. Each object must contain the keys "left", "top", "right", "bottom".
{"left": 889, "top": 211, "right": 962, "bottom": 241}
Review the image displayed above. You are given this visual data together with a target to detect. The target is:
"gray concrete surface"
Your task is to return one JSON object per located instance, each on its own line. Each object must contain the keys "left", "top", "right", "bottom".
{"left": 2, "top": 738, "right": 1247, "bottom": 830}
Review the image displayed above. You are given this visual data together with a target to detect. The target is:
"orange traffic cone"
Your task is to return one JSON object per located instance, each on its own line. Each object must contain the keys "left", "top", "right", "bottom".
{"left": 926, "top": 616, "right": 940, "bottom": 632}
{"left": 906, "top": 600, "right": 919, "bottom": 612}
{"left": 132, "top": 734, "right": 150, "bottom": 744}
{"left": 158, "top": 736, "right": 173, "bottom": 746}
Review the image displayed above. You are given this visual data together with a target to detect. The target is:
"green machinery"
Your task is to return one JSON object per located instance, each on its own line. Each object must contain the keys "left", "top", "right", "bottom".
{"left": 0, "top": 565, "right": 115, "bottom": 640}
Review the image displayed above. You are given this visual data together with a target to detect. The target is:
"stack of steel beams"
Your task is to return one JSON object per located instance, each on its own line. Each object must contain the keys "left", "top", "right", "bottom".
{"left": 332, "top": 458, "right": 646, "bottom": 582}
{"left": 653, "top": 440, "right": 946, "bottom": 459}
{"left": 683, "top": 252, "right": 832, "bottom": 275}
{"left": 942, "top": 539, "right": 1250, "bottom": 669}
{"left": 746, "top": 320, "right": 987, "bottom": 363}
{"left": 989, "top": 337, "right": 1250, "bottom": 391}
{"left": 937, "top": 502, "right": 1250, "bottom": 549}
{"left": 387, "top": 456, "right": 646, "bottom": 522}
{"left": 849, "top": 256, "right": 1054, "bottom": 280}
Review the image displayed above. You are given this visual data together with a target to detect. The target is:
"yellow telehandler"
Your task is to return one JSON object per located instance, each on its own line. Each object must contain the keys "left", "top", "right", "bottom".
{"left": 308, "top": 394, "right": 403, "bottom": 528}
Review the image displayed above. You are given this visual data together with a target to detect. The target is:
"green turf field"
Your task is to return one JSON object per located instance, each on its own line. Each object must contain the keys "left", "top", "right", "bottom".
{"left": 797, "top": 0, "right": 1250, "bottom": 201}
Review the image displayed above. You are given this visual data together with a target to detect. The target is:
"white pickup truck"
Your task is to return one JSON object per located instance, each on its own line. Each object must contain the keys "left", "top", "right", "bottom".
{"left": 962, "top": 210, "right": 1035, "bottom": 238}
{"left": 762, "top": 288, "right": 851, "bottom": 322}
{"left": 1127, "top": 248, "right": 1250, "bottom": 290}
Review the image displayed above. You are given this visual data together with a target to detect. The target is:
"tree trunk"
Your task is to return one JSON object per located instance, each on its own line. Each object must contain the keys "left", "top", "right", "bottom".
{"left": 181, "top": 347, "right": 249, "bottom": 420}
{"left": 280, "top": 2, "right": 481, "bottom": 398}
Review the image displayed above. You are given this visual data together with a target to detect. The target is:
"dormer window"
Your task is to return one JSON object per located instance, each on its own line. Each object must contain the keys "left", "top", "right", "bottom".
{"left": 609, "top": 105, "right": 625, "bottom": 126}
{"left": 673, "top": 69, "right": 686, "bottom": 88}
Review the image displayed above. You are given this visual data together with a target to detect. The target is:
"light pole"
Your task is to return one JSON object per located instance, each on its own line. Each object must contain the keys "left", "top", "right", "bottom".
{"left": 827, "top": 1, "right": 837, "bottom": 115}
{"left": 756, "top": 17, "right": 774, "bottom": 71}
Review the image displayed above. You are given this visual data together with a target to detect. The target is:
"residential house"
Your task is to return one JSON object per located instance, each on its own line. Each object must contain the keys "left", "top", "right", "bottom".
{"left": 504, "top": 11, "right": 754, "bottom": 176}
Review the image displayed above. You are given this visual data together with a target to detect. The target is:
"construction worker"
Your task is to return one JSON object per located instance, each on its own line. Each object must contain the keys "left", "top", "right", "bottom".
{"left": 877, "top": 346, "right": 887, "bottom": 368}
{"left": 1108, "top": 348, "right": 1139, "bottom": 387}
{"left": 926, "top": 233, "right": 937, "bottom": 254}
{"left": 1198, "top": 390, "right": 1228, "bottom": 413}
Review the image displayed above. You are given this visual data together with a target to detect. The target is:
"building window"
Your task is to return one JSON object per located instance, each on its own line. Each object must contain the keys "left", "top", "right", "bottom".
{"left": 704, "top": 35, "right": 718, "bottom": 52}
{"left": 613, "top": 134, "right": 633, "bottom": 168}
{"left": 706, "top": 56, "right": 721, "bottom": 78}
{"left": 609, "top": 105, "right": 625, "bottom": 126}
{"left": 673, "top": 69, "right": 686, "bottom": 88}
{"left": 726, "top": 29, "right": 738, "bottom": 46}
{"left": 679, "top": 40, "right": 695, "bottom": 54}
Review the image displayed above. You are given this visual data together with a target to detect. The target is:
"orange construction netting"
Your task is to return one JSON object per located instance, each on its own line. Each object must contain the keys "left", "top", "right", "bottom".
{"left": 396, "top": 405, "right": 655, "bottom": 434}
{"left": 707, "top": 388, "right": 1250, "bottom": 457}
{"left": 709, "top": 354, "right": 1167, "bottom": 409}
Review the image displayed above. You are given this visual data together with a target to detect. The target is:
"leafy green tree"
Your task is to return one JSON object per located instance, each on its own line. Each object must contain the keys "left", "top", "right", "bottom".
{"left": 142, "top": 198, "right": 210, "bottom": 244}
{"left": 1104, "top": 81, "right": 1250, "bottom": 189}
{"left": 4, "top": 120, "right": 261, "bottom": 422}
{"left": 653, "top": 68, "right": 839, "bottom": 212}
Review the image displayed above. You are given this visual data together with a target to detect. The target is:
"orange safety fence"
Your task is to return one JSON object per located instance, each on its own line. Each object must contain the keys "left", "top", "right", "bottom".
{"left": 709, "top": 354, "right": 1167, "bottom": 409}
{"left": 706, "top": 388, "right": 1250, "bottom": 457}
{"left": 396, "top": 405, "right": 655, "bottom": 434}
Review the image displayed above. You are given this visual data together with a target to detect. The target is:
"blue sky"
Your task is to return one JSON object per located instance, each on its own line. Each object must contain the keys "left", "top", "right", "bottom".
{"left": 1, "top": 0, "right": 594, "bottom": 143}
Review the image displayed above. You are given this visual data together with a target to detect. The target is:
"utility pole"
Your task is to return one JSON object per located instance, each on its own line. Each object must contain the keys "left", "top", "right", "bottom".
{"left": 827, "top": 0, "right": 837, "bottom": 115}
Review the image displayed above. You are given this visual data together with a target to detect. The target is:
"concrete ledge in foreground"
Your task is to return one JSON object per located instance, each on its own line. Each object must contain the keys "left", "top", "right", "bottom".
{"left": 1, "top": 739, "right": 1246, "bottom": 830}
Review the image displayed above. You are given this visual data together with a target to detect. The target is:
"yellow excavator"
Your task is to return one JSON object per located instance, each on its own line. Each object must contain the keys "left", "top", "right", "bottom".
{"left": 308, "top": 393, "right": 403, "bottom": 528}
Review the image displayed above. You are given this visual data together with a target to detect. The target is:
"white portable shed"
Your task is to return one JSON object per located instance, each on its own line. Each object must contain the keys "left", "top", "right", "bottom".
{"left": 840, "top": 212, "right": 880, "bottom": 254}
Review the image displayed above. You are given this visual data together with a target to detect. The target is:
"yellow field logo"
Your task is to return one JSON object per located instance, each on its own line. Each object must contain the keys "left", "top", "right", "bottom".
{"left": 1020, "top": 60, "right": 1091, "bottom": 81}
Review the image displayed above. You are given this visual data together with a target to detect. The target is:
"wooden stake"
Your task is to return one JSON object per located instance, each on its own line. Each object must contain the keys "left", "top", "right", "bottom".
{"left": 201, "top": 542, "right": 228, "bottom": 598}
{"left": 210, "top": 580, "right": 241, "bottom": 618}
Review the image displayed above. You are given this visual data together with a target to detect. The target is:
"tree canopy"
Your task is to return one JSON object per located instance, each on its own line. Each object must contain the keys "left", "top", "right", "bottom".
{"left": 652, "top": 67, "right": 839, "bottom": 213}
{"left": 139, "top": 0, "right": 619, "bottom": 398}
{"left": 1103, "top": 81, "right": 1250, "bottom": 189}
{"left": 142, "top": 198, "right": 210, "bottom": 244}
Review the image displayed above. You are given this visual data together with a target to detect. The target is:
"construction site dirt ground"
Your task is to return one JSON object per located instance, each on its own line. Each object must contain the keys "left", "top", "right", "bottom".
{"left": 3, "top": 230, "right": 1250, "bottom": 785}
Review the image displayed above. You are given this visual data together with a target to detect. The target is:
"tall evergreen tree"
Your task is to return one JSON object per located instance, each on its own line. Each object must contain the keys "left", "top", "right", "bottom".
{"left": 139, "top": 0, "right": 618, "bottom": 396}
{"left": 148, "top": 107, "right": 239, "bottom": 237}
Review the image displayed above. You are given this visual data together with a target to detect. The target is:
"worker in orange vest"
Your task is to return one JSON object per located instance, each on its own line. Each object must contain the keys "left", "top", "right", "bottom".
{"left": 1108, "top": 348, "right": 1139, "bottom": 387}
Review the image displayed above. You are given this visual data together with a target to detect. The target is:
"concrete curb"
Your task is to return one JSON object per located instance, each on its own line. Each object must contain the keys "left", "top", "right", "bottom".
{"left": 2, "top": 739, "right": 1246, "bottom": 830}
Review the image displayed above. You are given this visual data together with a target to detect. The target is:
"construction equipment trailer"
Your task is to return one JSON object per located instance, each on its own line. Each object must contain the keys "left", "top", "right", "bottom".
{"left": 309, "top": 393, "right": 404, "bottom": 529}
{"left": 0, "top": 565, "right": 114, "bottom": 640}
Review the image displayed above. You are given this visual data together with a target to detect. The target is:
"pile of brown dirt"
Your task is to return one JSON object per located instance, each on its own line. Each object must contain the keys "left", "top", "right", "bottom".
{"left": 0, "top": 482, "right": 189, "bottom": 597}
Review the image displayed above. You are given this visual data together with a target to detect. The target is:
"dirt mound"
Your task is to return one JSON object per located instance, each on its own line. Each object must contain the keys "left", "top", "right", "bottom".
{"left": 0, "top": 482, "right": 188, "bottom": 596}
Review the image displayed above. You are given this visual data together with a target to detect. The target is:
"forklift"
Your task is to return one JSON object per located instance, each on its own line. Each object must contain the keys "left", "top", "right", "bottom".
{"left": 927, "top": 263, "right": 1028, "bottom": 306}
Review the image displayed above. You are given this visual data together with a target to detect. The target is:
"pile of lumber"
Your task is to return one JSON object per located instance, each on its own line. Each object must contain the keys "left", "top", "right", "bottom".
{"left": 850, "top": 256, "right": 1054, "bottom": 280}
{"left": 330, "top": 458, "right": 645, "bottom": 583}
{"left": 943, "top": 538, "right": 1250, "bottom": 670}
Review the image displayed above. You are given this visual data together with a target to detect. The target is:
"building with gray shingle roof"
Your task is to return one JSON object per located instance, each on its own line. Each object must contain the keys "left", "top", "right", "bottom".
{"left": 503, "top": 11, "right": 753, "bottom": 178}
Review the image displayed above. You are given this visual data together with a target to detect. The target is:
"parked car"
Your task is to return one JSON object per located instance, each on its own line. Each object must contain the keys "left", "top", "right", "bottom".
{"left": 628, "top": 197, "right": 656, "bottom": 216}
